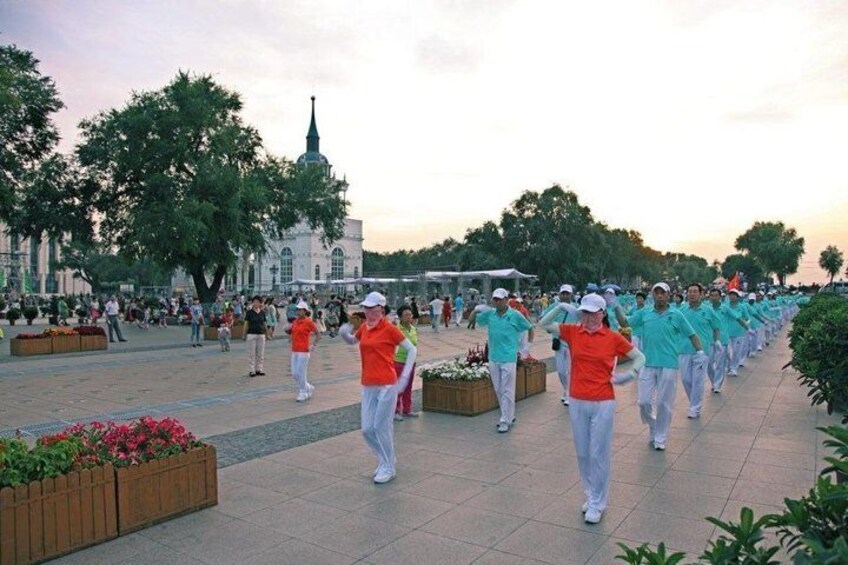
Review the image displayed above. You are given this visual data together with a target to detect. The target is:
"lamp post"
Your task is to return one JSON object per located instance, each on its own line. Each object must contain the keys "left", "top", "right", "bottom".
{"left": 270, "top": 264, "right": 279, "bottom": 293}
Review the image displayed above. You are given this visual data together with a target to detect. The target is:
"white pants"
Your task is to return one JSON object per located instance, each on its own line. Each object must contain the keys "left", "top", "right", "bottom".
{"left": 431, "top": 314, "right": 441, "bottom": 331}
{"left": 554, "top": 345, "right": 571, "bottom": 399}
{"left": 708, "top": 343, "right": 728, "bottom": 391}
{"left": 730, "top": 335, "right": 747, "bottom": 371}
{"left": 570, "top": 399, "right": 615, "bottom": 513}
{"left": 361, "top": 385, "right": 398, "bottom": 475}
{"left": 454, "top": 308, "right": 463, "bottom": 325}
{"left": 291, "top": 352, "right": 311, "bottom": 394}
{"left": 679, "top": 353, "right": 707, "bottom": 416}
{"left": 747, "top": 328, "right": 758, "bottom": 356}
{"left": 518, "top": 331, "right": 530, "bottom": 358}
{"left": 246, "top": 334, "right": 265, "bottom": 373}
{"left": 757, "top": 326, "right": 766, "bottom": 349}
{"left": 489, "top": 362, "right": 517, "bottom": 424}
{"left": 637, "top": 367, "right": 678, "bottom": 445}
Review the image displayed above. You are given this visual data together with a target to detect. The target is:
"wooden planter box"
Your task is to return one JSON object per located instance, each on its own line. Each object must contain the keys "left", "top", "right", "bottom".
{"left": 515, "top": 368, "right": 527, "bottom": 401}
{"left": 51, "top": 335, "right": 81, "bottom": 354}
{"left": 422, "top": 378, "right": 498, "bottom": 416}
{"left": 10, "top": 338, "right": 53, "bottom": 357}
{"left": 230, "top": 322, "right": 246, "bottom": 340}
{"left": 417, "top": 314, "right": 431, "bottom": 326}
{"left": 79, "top": 335, "right": 108, "bottom": 352}
{"left": 203, "top": 326, "right": 219, "bottom": 341}
{"left": 523, "top": 362, "right": 547, "bottom": 397}
{"left": 0, "top": 465, "right": 118, "bottom": 565}
{"left": 116, "top": 445, "right": 218, "bottom": 535}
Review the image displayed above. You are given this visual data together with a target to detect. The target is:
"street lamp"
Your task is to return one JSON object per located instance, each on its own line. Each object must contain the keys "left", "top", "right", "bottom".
{"left": 270, "top": 264, "right": 279, "bottom": 292}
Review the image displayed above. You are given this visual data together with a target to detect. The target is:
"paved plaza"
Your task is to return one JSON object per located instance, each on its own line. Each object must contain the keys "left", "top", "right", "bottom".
{"left": 0, "top": 321, "right": 838, "bottom": 564}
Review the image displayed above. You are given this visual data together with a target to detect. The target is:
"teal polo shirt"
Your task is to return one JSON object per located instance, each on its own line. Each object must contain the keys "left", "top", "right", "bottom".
{"left": 678, "top": 303, "right": 721, "bottom": 354}
{"left": 725, "top": 302, "right": 749, "bottom": 337}
{"left": 711, "top": 302, "right": 743, "bottom": 344}
{"left": 746, "top": 302, "right": 762, "bottom": 328}
{"left": 627, "top": 305, "right": 646, "bottom": 338}
{"left": 542, "top": 302, "right": 579, "bottom": 349}
{"left": 627, "top": 307, "right": 696, "bottom": 369}
{"left": 477, "top": 307, "right": 533, "bottom": 363}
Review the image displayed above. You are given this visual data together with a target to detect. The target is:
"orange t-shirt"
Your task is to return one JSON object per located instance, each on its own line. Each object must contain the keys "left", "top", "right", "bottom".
{"left": 290, "top": 317, "right": 317, "bottom": 353}
{"left": 355, "top": 318, "right": 406, "bottom": 386}
{"left": 559, "top": 324, "right": 634, "bottom": 401}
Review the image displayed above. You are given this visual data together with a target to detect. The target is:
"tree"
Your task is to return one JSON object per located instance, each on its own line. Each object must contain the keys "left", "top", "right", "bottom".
{"left": 75, "top": 72, "right": 346, "bottom": 302}
{"left": 721, "top": 253, "right": 766, "bottom": 287}
{"left": 0, "top": 44, "right": 64, "bottom": 223}
{"left": 819, "top": 245, "right": 844, "bottom": 287}
{"left": 734, "top": 221, "right": 805, "bottom": 286}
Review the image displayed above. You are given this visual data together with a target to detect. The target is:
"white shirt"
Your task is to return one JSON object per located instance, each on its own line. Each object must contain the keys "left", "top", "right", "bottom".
{"left": 105, "top": 300, "right": 120, "bottom": 316}
{"left": 429, "top": 299, "right": 444, "bottom": 313}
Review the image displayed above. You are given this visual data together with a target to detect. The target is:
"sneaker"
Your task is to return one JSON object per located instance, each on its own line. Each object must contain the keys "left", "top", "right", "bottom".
{"left": 296, "top": 392, "right": 308, "bottom": 402}
{"left": 687, "top": 412, "right": 700, "bottom": 419}
{"left": 654, "top": 442, "right": 666, "bottom": 451}
{"left": 581, "top": 501, "right": 589, "bottom": 514}
{"left": 584, "top": 508, "right": 603, "bottom": 524}
{"left": 497, "top": 422, "right": 510, "bottom": 433}
{"left": 373, "top": 471, "right": 396, "bottom": 484}
{"left": 403, "top": 412, "right": 419, "bottom": 418}
{"left": 248, "top": 372, "right": 256, "bottom": 377}
{"left": 306, "top": 384, "right": 315, "bottom": 398}
{"left": 255, "top": 371, "right": 266, "bottom": 376}
{"left": 394, "top": 413, "right": 404, "bottom": 422}
{"left": 191, "top": 344, "right": 197, "bottom": 348}
{"left": 713, "top": 388, "right": 721, "bottom": 394}
{"left": 197, "top": 343, "right": 203, "bottom": 347}
{"left": 561, "top": 396, "right": 569, "bottom": 406}
{"left": 730, "top": 370, "right": 739, "bottom": 377}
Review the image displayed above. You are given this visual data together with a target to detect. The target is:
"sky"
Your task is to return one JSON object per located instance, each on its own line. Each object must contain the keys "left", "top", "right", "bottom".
{"left": 3, "top": 0, "right": 847, "bottom": 284}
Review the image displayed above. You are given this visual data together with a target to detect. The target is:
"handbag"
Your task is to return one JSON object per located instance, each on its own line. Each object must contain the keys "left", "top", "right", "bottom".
{"left": 551, "top": 337, "right": 561, "bottom": 351}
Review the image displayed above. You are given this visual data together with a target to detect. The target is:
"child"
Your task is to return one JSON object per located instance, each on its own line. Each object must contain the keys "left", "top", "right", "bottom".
{"left": 315, "top": 310, "right": 327, "bottom": 334}
{"left": 218, "top": 307, "right": 234, "bottom": 352}
{"left": 138, "top": 306, "right": 151, "bottom": 329}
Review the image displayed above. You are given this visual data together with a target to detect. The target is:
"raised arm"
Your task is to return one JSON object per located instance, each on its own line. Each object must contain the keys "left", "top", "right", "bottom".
{"left": 339, "top": 323, "right": 359, "bottom": 345}
{"left": 612, "top": 347, "right": 646, "bottom": 384}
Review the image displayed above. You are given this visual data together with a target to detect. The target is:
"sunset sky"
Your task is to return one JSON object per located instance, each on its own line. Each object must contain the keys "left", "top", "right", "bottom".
{"left": 4, "top": 0, "right": 847, "bottom": 284}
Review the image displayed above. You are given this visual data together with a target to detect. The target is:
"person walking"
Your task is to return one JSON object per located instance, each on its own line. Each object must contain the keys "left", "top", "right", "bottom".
{"left": 677, "top": 284, "right": 721, "bottom": 418}
{"left": 429, "top": 295, "right": 444, "bottom": 332}
{"left": 245, "top": 295, "right": 267, "bottom": 377}
{"left": 265, "top": 297, "right": 277, "bottom": 340}
{"left": 340, "top": 292, "right": 417, "bottom": 484}
{"left": 542, "top": 284, "right": 580, "bottom": 406}
{"left": 468, "top": 288, "right": 533, "bottom": 433}
{"left": 410, "top": 296, "right": 420, "bottom": 323}
{"left": 442, "top": 296, "right": 452, "bottom": 329}
{"left": 189, "top": 299, "right": 204, "bottom": 347}
{"left": 615, "top": 282, "right": 704, "bottom": 451}
{"left": 290, "top": 300, "right": 320, "bottom": 402}
{"left": 453, "top": 294, "right": 464, "bottom": 326}
{"left": 218, "top": 307, "right": 234, "bottom": 352}
{"left": 541, "top": 293, "right": 646, "bottom": 524}
{"left": 57, "top": 296, "right": 69, "bottom": 326}
{"left": 707, "top": 288, "right": 747, "bottom": 391}
{"left": 104, "top": 295, "right": 127, "bottom": 343}
{"left": 394, "top": 305, "right": 419, "bottom": 420}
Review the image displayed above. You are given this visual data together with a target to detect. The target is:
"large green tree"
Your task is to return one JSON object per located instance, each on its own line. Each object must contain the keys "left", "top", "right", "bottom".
{"left": 819, "top": 245, "right": 844, "bottom": 287}
{"left": 74, "top": 73, "right": 346, "bottom": 302}
{"left": 734, "top": 221, "right": 805, "bottom": 286}
{"left": 0, "top": 43, "right": 64, "bottom": 223}
{"left": 720, "top": 253, "right": 766, "bottom": 286}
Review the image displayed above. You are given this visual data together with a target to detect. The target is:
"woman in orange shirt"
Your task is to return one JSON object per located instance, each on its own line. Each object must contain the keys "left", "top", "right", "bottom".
{"left": 340, "top": 292, "right": 417, "bottom": 484}
{"left": 541, "top": 293, "right": 645, "bottom": 524}
{"left": 289, "top": 301, "right": 320, "bottom": 402}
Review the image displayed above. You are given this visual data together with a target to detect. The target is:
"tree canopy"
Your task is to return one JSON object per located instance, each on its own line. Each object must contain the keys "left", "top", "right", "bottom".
{"left": 819, "top": 245, "right": 844, "bottom": 287}
{"left": 734, "top": 221, "right": 805, "bottom": 286}
{"left": 73, "top": 72, "right": 347, "bottom": 301}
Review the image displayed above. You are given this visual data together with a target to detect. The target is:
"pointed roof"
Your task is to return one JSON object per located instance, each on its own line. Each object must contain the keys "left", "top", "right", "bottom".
{"left": 306, "top": 95, "right": 319, "bottom": 153}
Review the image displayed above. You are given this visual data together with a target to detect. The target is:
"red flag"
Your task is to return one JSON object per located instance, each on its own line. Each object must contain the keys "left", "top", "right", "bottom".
{"left": 728, "top": 273, "right": 740, "bottom": 291}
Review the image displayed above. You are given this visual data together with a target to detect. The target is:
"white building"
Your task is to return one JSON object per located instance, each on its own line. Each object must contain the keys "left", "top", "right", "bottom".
{"left": 0, "top": 228, "right": 91, "bottom": 295}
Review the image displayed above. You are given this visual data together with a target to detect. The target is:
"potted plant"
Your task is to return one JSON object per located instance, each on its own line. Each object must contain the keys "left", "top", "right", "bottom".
{"left": 421, "top": 350, "right": 497, "bottom": 416}
{"left": 0, "top": 297, "right": 6, "bottom": 319}
{"left": 23, "top": 305, "right": 39, "bottom": 325}
{"left": 6, "top": 307, "right": 21, "bottom": 326}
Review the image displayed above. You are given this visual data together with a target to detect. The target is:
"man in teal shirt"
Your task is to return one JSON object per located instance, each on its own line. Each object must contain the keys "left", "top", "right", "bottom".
{"left": 726, "top": 289, "right": 750, "bottom": 375}
{"left": 707, "top": 288, "right": 747, "bottom": 390}
{"left": 469, "top": 288, "right": 534, "bottom": 433}
{"left": 678, "top": 284, "right": 721, "bottom": 418}
{"left": 616, "top": 282, "right": 704, "bottom": 451}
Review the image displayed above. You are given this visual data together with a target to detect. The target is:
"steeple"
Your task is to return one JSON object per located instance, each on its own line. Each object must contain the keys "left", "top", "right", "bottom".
{"left": 306, "top": 95, "right": 319, "bottom": 153}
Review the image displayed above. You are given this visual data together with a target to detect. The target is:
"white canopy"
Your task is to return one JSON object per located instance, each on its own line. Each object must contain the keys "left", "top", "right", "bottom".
{"left": 423, "top": 269, "right": 536, "bottom": 279}
{"left": 282, "top": 278, "right": 329, "bottom": 286}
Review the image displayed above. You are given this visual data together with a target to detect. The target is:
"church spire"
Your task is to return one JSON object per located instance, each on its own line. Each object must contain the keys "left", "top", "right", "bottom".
{"left": 306, "top": 95, "right": 319, "bottom": 153}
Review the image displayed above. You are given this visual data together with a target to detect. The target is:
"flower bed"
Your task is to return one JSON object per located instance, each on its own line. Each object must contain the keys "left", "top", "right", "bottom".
{"left": 421, "top": 357, "right": 498, "bottom": 416}
{"left": 10, "top": 327, "right": 108, "bottom": 357}
{"left": 519, "top": 360, "right": 547, "bottom": 397}
{"left": 0, "top": 418, "right": 216, "bottom": 563}
{"left": 10, "top": 334, "right": 53, "bottom": 356}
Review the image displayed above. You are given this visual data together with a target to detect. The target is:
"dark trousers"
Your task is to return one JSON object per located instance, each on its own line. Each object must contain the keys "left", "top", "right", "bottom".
{"left": 107, "top": 315, "right": 125, "bottom": 341}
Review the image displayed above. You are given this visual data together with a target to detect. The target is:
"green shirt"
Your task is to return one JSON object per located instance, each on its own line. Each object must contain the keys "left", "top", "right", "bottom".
{"left": 394, "top": 323, "right": 418, "bottom": 363}
{"left": 627, "top": 307, "right": 696, "bottom": 369}
{"left": 477, "top": 307, "right": 533, "bottom": 363}
{"left": 725, "top": 302, "right": 749, "bottom": 338}
{"left": 678, "top": 303, "right": 721, "bottom": 354}
{"left": 542, "top": 302, "right": 579, "bottom": 348}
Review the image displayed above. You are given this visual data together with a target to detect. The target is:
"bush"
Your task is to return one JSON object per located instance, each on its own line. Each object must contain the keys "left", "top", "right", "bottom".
{"left": 23, "top": 305, "right": 39, "bottom": 320}
{"left": 0, "top": 437, "right": 86, "bottom": 488}
{"left": 6, "top": 307, "right": 21, "bottom": 321}
{"left": 773, "top": 476, "right": 848, "bottom": 558}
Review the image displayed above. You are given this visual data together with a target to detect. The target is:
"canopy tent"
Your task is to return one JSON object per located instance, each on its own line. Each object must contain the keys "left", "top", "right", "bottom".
{"left": 282, "top": 278, "right": 330, "bottom": 286}
{"left": 423, "top": 269, "right": 536, "bottom": 280}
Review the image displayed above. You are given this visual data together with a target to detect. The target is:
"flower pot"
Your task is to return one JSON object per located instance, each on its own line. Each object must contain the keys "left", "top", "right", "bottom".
{"left": 0, "top": 464, "right": 118, "bottom": 564}
{"left": 52, "top": 334, "right": 82, "bottom": 354}
{"left": 422, "top": 378, "right": 498, "bottom": 416}
{"left": 26, "top": 320, "right": 33, "bottom": 326}
{"left": 8, "top": 320, "right": 15, "bottom": 326}
{"left": 10, "top": 338, "right": 53, "bottom": 357}
{"left": 230, "top": 322, "right": 246, "bottom": 340}
{"left": 418, "top": 314, "right": 431, "bottom": 326}
{"left": 515, "top": 366, "right": 527, "bottom": 401}
{"left": 523, "top": 362, "right": 547, "bottom": 397}
{"left": 79, "top": 335, "right": 108, "bottom": 352}
{"left": 203, "top": 326, "right": 219, "bottom": 341}
{"left": 115, "top": 445, "right": 218, "bottom": 535}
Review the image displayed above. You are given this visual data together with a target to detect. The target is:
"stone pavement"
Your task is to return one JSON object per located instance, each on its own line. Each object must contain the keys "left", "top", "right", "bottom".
{"left": 36, "top": 325, "right": 840, "bottom": 564}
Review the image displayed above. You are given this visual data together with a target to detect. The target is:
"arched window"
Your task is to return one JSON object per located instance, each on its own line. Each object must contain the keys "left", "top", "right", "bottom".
{"left": 314, "top": 264, "right": 321, "bottom": 280}
{"left": 331, "top": 248, "right": 344, "bottom": 280}
{"left": 280, "top": 248, "right": 293, "bottom": 283}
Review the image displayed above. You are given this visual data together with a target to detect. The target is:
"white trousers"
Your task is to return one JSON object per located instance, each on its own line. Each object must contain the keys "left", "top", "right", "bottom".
{"left": 757, "top": 326, "right": 766, "bottom": 349}
{"left": 730, "top": 335, "right": 747, "bottom": 371}
{"left": 637, "top": 367, "right": 678, "bottom": 445}
{"left": 518, "top": 331, "right": 530, "bottom": 358}
{"left": 361, "top": 385, "right": 398, "bottom": 475}
{"left": 454, "top": 308, "right": 463, "bottom": 325}
{"left": 246, "top": 334, "right": 265, "bottom": 373}
{"left": 747, "top": 328, "right": 758, "bottom": 356}
{"left": 708, "top": 343, "right": 728, "bottom": 392}
{"left": 679, "top": 354, "right": 707, "bottom": 416}
{"left": 431, "top": 314, "right": 441, "bottom": 331}
{"left": 570, "top": 399, "right": 615, "bottom": 513}
{"left": 489, "top": 362, "right": 517, "bottom": 424}
{"left": 554, "top": 345, "right": 571, "bottom": 398}
{"left": 291, "top": 352, "right": 311, "bottom": 394}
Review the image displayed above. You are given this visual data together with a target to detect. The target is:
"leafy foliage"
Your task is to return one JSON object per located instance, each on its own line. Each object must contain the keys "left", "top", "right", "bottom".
{"left": 735, "top": 221, "right": 805, "bottom": 286}
{"left": 773, "top": 476, "right": 848, "bottom": 557}
{"left": 701, "top": 507, "right": 781, "bottom": 564}
{"left": 0, "top": 437, "right": 85, "bottom": 488}
{"left": 818, "top": 246, "right": 844, "bottom": 287}
{"left": 615, "top": 542, "right": 686, "bottom": 564}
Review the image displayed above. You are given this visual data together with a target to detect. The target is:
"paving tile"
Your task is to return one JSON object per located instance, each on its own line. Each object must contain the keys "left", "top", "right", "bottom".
{"left": 610, "top": 462, "right": 668, "bottom": 487}
{"left": 613, "top": 509, "right": 715, "bottom": 554}
{"left": 586, "top": 536, "right": 688, "bottom": 565}
{"left": 357, "top": 491, "right": 455, "bottom": 529}
{"left": 365, "top": 530, "right": 487, "bottom": 565}
{"left": 728, "top": 479, "right": 810, "bottom": 507}
{"left": 746, "top": 447, "right": 817, "bottom": 470}
{"left": 739, "top": 461, "right": 815, "bottom": 487}
{"left": 301, "top": 478, "right": 399, "bottom": 511}
{"left": 604, "top": 480, "right": 652, "bottom": 509}
{"left": 465, "top": 484, "right": 555, "bottom": 518}
{"left": 670, "top": 453, "right": 744, "bottom": 479}
{"left": 534, "top": 495, "right": 630, "bottom": 535}
{"left": 498, "top": 467, "right": 579, "bottom": 495}
{"left": 441, "top": 457, "right": 524, "bottom": 484}
{"left": 50, "top": 533, "right": 168, "bottom": 564}
{"left": 718, "top": 499, "right": 785, "bottom": 524}
{"left": 398, "top": 448, "right": 467, "bottom": 473}
{"left": 241, "top": 538, "right": 357, "bottom": 565}
{"left": 470, "top": 550, "right": 548, "bottom": 564}
{"left": 402, "top": 473, "right": 490, "bottom": 503}
{"left": 215, "top": 480, "right": 292, "bottom": 518}
{"left": 295, "top": 512, "right": 411, "bottom": 559}
{"left": 653, "top": 470, "right": 736, "bottom": 498}
{"left": 420, "top": 505, "right": 527, "bottom": 547}
{"left": 494, "top": 521, "right": 607, "bottom": 564}
{"left": 635, "top": 489, "right": 727, "bottom": 520}
{"left": 240, "top": 497, "right": 349, "bottom": 537}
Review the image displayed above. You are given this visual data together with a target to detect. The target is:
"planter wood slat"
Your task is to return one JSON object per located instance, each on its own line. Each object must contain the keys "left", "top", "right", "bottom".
{"left": 231, "top": 322, "right": 246, "bottom": 340}
{"left": 79, "top": 335, "right": 108, "bottom": 352}
{"left": 116, "top": 445, "right": 218, "bottom": 535}
{"left": 10, "top": 339, "right": 52, "bottom": 357}
{"left": 203, "top": 327, "right": 219, "bottom": 341}
{"left": 523, "top": 363, "right": 547, "bottom": 397}
{"left": 422, "top": 378, "right": 498, "bottom": 416}
{"left": 515, "top": 367, "right": 527, "bottom": 401}
{"left": 51, "top": 335, "right": 81, "bottom": 354}
{"left": 0, "top": 464, "right": 117, "bottom": 565}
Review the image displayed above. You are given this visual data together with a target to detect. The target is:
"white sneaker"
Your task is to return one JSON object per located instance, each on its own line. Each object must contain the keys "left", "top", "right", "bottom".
{"left": 687, "top": 411, "right": 700, "bottom": 419}
{"left": 295, "top": 392, "right": 308, "bottom": 402}
{"left": 654, "top": 442, "right": 666, "bottom": 451}
{"left": 730, "top": 370, "right": 738, "bottom": 377}
{"left": 306, "top": 384, "right": 315, "bottom": 398}
{"left": 561, "top": 396, "right": 569, "bottom": 406}
{"left": 581, "top": 501, "right": 589, "bottom": 513}
{"left": 584, "top": 508, "right": 603, "bottom": 524}
{"left": 497, "top": 422, "right": 510, "bottom": 433}
{"left": 373, "top": 470, "right": 396, "bottom": 484}
{"left": 394, "top": 413, "right": 404, "bottom": 422}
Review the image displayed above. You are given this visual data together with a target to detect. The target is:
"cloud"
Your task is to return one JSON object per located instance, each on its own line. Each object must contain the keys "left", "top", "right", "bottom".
{"left": 414, "top": 35, "right": 479, "bottom": 73}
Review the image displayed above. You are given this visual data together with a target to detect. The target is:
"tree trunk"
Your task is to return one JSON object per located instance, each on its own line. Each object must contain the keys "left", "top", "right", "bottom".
{"left": 190, "top": 265, "right": 228, "bottom": 303}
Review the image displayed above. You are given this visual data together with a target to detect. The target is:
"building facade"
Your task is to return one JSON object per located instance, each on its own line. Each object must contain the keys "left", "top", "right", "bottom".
{"left": 0, "top": 228, "right": 92, "bottom": 295}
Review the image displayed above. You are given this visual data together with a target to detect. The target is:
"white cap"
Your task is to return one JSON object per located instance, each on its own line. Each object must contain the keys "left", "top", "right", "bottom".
{"left": 360, "top": 292, "right": 386, "bottom": 308}
{"left": 559, "top": 284, "right": 574, "bottom": 294}
{"left": 515, "top": 297, "right": 523, "bottom": 303}
{"left": 728, "top": 289, "right": 742, "bottom": 296}
{"left": 492, "top": 288, "right": 509, "bottom": 300}
{"left": 652, "top": 282, "right": 671, "bottom": 293}
{"left": 577, "top": 293, "right": 606, "bottom": 313}
{"left": 296, "top": 301, "right": 310, "bottom": 310}
{"left": 747, "top": 293, "right": 757, "bottom": 300}
{"left": 603, "top": 288, "right": 616, "bottom": 295}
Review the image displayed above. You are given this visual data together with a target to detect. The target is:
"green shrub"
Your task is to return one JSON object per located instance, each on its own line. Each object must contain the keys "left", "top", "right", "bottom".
{"left": 0, "top": 437, "right": 85, "bottom": 488}
{"left": 615, "top": 542, "right": 686, "bottom": 564}
{"left": 6, "top": 307, "right": 21, "bottom": 321}
{"left": 773, "top": 476, "right": 848, "bottom": 558}
{"left": 23, "top": 305, "right": 39, "bottom": 320}
{"left": 701, "top": 507, "right": 781, "bottom": 564}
